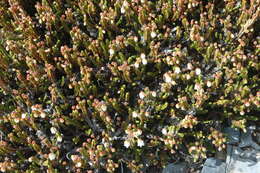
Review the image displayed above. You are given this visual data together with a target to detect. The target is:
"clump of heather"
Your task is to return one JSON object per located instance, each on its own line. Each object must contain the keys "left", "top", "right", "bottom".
{"left": 0, "top": 0, "right": 259, "bottom": 172}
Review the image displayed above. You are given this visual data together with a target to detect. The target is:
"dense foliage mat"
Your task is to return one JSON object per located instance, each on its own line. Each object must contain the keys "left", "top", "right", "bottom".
{"left": 0, "top": 0, "right": 259, "bottom": 172}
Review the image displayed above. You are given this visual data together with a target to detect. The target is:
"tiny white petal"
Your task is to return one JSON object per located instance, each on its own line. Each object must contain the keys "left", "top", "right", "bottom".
{"left": 21, "top": 113, "right": 27, "bottom": 119}
{"left": 76, "top": 162, "right": 82, "bottom": 167}
{"left": 50, "top": 127, "right": 58, "bottom": 134}
{"left": 123, "top": 1, "right": 129, "bottom": 7}
{"left": 121, "top": 7, "right": 125, "bottom": 14}
{"left": 141, "top": 53, "right": 146, "bottom": 59}
{"left": 142, "top": 58, "right": 147, "bottom": 65}
{"left": 187, "top": 63, "right": 193, "bottom": 70}
{"left": 207, "top": 81, "right": 212, "bottom": 87}
{"left": 14, "top": 118, "right": 19, "bottom": 123}
{"left": 186, "top": 74, "right": 191, "bottom": 80}
{"left": 139, "top": 92, "right": 145, "bottom": 99}
{"left": 134, "top": 62, "right": 140, "bottom": 68}
{"left": 137, "top": 139, "right": 144, "bottom": 147}
{"left": 101, "top": 104, "right": 107, "bottom": 112}
{"left": 48, "top": 153, "right": 56, "bottom": 161}
{"left": 57, "top": 136, "right": 63, "bottom": 142}
{"left": 162, "top": 128, "right": 167, "bottom": 135}
{"left": 132, "top": 111, "right": 139, "bottom": 118}
{"left": 145, "top": 112, "right": 150, "bottom": 117}
{"left": 28, "top": 157, "right": 33, "bottom": 162}
{"left": 195, "top": 68, "right": 201, "bottom": 75}
{"left": 171, "top": 80, "right": 177, "bottom": 85}
{"left": 109, "top": 49, "right": 115, "bottom": 56}
{"left": 164, "top": 73, "right": 172, "bottom": 83}
{"left": 124, "top": 140, "right": 130, "bottom": 148}
{"left": 40, "top": 112, "right": 46, "bottom": 118}
{"left": 151, "top": 31, "right": 157, "bottom": 38}
{"left": 71, "top": 155, "right": 77, "bottom": 161}
{"left": 194, "top": 84, "right": 200, "bottom": 91}
{"left": 151, "top": 91, "right": 157, "bottom": 97}
{"left": 174, "top": 67, "right": 181, "bottom": 74}
{"left": 104, "top": 142, "right": 109, "bottom": 148}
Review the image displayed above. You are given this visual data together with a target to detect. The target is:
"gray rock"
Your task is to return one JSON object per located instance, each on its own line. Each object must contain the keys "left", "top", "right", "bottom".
{"left": 162, "top": 162, "right": 188, "bottom": 173}
{"left": 255, "top": 132, "right": 260, "bottom": 144}
{"left": 201, "top": 158, "right": 226, "bottom": 173}
{"left": 226, "top": 145, "right": 260, "bottom": 173}
{"left": 239, "top": 129, "right": 260, "bottom": 150}
{"left": 223, "top": 127, "right": 240, "bottom": 144}
{"left": 215, "top": 150, "right": 227, "bottom": 161}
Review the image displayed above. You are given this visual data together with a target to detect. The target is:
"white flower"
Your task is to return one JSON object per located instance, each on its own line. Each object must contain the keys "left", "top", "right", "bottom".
{"left": 134, "top": 36, "right": 138, "bottom": 42}
{"left": 124, "top": 140, "right": 130, "bottom": 148}
{"left": 142, "top": 58, "right": 147, "bottom": 65}
{"left": 104, "top": 142, "right": 109, "bottom": 148}
{"left": 140, "top": 54, "right": 147, "bottom": 64}
{"left": 151, "top": 31, "right": 157, "bottom": 38}
{"left": 162, "top": 128, "right": 167, "bottom": 135}
{"left": 206, "top": 81, "right": 212, "bottom": 87}
{"left": 76, "top": 162, "right": 82, "bottom": 168}
{"left": 123, "top": 0, "right": 129, "bottom": 7}
{"left": 194, "top": 84, "right": 201, "bottom": 91}
{"left": 121, "top": 6, "right": 126, "bottom": 13}
{"left": 186, "top": 74, "right": 191, "bottom": 80}
{"left": 109, "top": 48, "right": 115, "bottom": 56}
{"left": 139, "top": 91, "right": 145, "bottom": 99}
{"left": 132, "top": 111, "right": 139, "bottom": 118}
{"left": 33, "top": 113, "right": 39, "bottom": 118}
{"left": 174, "top": 66, "right": 181, "bottom": 74}
{"left": 137, "top": 138, "right": 144, "bottom": 147}
{"left": 57, "top": 136, "right": 63, "bottom": 142}
{"left": 14, "top": 118, "right": 19, "bottom": 123}
{"left": 164, "top": 73, "right": 172, "bottom": 83}
{"left": 151, "top": 91, "right": 157, "bottom": 97}
{"left": 195, "top": 68, "right": 202, "bottom": 75}
{"left": 187, "top": 63, "right": 193, "bottom": 70}
{"left": 28, "top": 157, "right": 33, "bottom": 162}
{"left": 31, "top": 107, "right": 37, "bottom": 111}
{"left": 140, "top": 53, "right": 146, "bottom": 59}
{"left": 171, "top": 80, "right": 177, "bottom": 85}
{"left": 50, "top": 127, "right": 58, "bottom": 134}
{"left": 134, "top": 62, "right": 140, "bottom": 68}
{"left": 40, "top": 112, "right": 46, "bottom": 118}
{"left": 145, "top": 112, "right": 150, "bottom": 117}
{"left": 101, "top": 104, "right": 107, "bottom": 112}
{"left": 48, "top": 153, "right": 56, "bottom": 161}
{"left": 21, "top": 113, "right": 27, "bottom": 119}
{"left": 71, "top": 155, "right": 77, "bottom": 161}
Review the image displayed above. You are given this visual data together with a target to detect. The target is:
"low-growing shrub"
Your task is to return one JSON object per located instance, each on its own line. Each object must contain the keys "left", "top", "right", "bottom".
{"left": 0, "top": 0, "right": 259, "bottom": 172}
